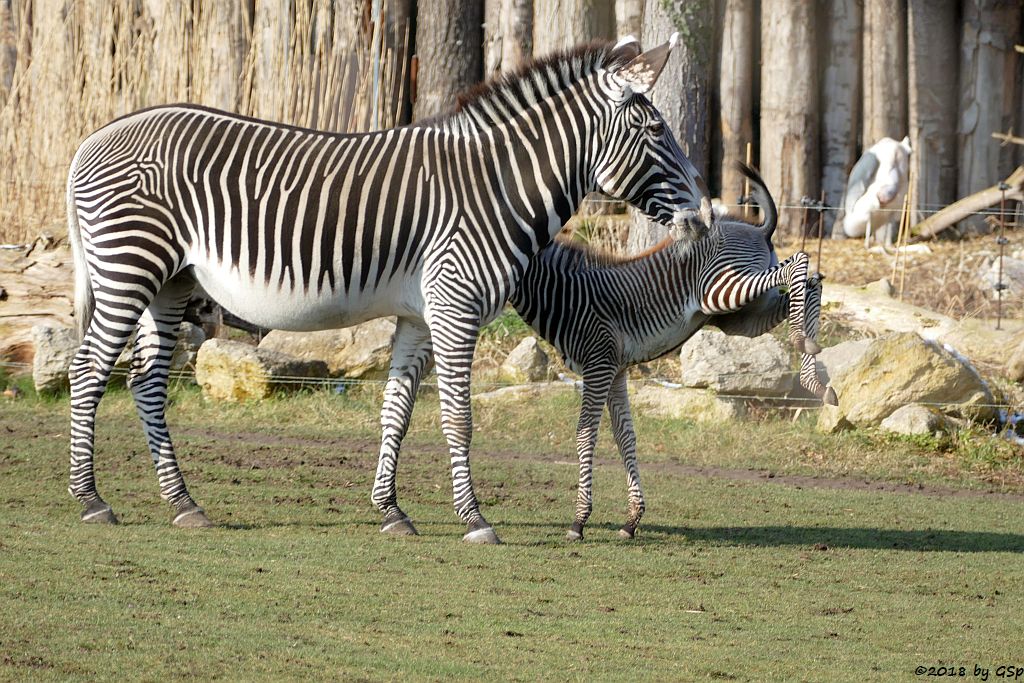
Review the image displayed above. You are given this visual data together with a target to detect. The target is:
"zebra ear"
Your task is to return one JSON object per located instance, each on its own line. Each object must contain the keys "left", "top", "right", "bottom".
{"left": 612, "top": 32, "right": 677, "bottom": 94}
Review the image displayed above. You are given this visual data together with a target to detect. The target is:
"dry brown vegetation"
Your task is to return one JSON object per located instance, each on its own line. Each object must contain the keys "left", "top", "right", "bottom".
{"left": 0, "top": 0, "right": 407, "bottom": 245}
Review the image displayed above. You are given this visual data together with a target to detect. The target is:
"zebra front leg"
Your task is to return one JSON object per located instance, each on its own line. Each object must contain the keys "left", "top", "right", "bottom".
{"left": 797, "top": 273, "right": 838, "bottom": 405}
{"left": 372, "top": 318, "right": 433, "bottom": 536}
{"left": 427, "top": 310, "right": 499, "bottom": 544}
{"left": 128, "top": 274, "right": 210, "bottom": 527}
{"left": 607, "top": 370, "right": 644, "bottom": 539}
{"left": 567, "top": 366, "right": 615, "bottom": 541}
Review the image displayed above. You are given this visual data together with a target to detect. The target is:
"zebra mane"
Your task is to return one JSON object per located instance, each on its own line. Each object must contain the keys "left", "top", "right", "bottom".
{"left": 427, "top": 41, "right": 636, "bottom": 133}
{"left": 542, "top": 224, "right": 722, "bottom": 273}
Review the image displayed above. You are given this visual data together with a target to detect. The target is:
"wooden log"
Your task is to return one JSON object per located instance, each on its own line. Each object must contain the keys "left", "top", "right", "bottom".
{"left": 913, "top": 165, "right": 1024, "bottom": 240}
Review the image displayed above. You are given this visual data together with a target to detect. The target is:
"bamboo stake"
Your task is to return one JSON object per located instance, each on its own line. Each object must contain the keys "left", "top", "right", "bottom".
{"left": 743, "top": 141, "right": 752, "bottom": 220}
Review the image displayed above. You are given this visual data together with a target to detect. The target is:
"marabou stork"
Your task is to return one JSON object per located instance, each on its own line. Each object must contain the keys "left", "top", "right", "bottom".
{"left": 840, "top": 136, "right": 912, "bottom": 245}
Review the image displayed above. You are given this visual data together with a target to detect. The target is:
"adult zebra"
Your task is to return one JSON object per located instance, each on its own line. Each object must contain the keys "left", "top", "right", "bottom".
{"left": 66, "top": 35, "right": 707, "bottom": 543}
{"left": 511, "top": 164, "right": 836, "bottom": 540}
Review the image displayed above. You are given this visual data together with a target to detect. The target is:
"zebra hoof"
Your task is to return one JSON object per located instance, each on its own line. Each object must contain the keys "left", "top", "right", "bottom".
{"left": 173, "top": 505, "right": 213, "bottom": 528}
{"left": 81, "top": 501, "right": 118, "bottom": 525}
{"left": 463, "top": 526, "right": 502, "bottom": 545}
{"left": 565, "top": 520, "right": 584, "bottom": 541}
{"left": 804, "top": 338, "right": 822, "bottom": 355}
{"left": 381, "top": 516, "right": 419, "bottom": 536}
{"left": 618, "top": 525, "right": 636, "bottom": 540}
{"left": 823, "top": 386, "right": 839, "bottom": 407}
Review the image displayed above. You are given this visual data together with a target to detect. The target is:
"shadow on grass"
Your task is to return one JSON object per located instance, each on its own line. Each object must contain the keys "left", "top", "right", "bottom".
{"left": 640, "top": 524, "right": 1024, "bottom": 553}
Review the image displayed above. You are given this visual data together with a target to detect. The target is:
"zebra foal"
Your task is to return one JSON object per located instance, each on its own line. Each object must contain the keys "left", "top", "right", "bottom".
{"left": 511, "top": 164, "right": 836, "bottom": 540}
{"left": 66, "top": 35, "right": 709, "bottom": 543}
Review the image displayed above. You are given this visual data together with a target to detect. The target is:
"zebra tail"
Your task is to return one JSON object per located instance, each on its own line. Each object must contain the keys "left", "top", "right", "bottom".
{"left": 66, "top": 153, "right": 94, "bottom": 342}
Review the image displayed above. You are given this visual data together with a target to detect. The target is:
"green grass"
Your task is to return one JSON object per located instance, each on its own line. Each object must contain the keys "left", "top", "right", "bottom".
{"left": 2, "top": 385, "right": 1023, "bottom": 681}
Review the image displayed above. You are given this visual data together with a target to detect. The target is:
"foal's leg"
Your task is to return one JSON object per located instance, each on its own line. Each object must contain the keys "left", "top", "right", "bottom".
{"left": 567, "top": 364, "right": 616, "bottom": 541}
{"left": 607, "top": 369, "right": 644, "bottom": 539}
{"left": 371, "top": 318, "right": 433, "bottom": 535}
{"left": 127, "top": 272, "right": 210, "bottom": 527}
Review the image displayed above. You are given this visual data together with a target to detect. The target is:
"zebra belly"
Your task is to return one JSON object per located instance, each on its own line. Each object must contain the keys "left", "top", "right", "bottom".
{"left": 190, "top": 261, "right": 422, "bottom": 331}
{"left": 625, "top": 309, "right": 708, "bottom": 364}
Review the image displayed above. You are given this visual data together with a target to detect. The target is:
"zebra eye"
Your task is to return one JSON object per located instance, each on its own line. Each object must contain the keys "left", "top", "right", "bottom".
{"left": 646, "top": 121, "right": 664, "bottom": 136}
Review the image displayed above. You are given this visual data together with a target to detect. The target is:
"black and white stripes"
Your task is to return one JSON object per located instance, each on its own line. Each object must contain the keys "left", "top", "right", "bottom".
{"left": 66, "top": 36, "right": 707, "bottom": 542}
{"left": 510, "top": 165, "right": 835, "bottom": 540}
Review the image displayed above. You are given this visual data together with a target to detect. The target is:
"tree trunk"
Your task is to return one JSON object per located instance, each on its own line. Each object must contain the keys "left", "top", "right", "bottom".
{"left": 0, "top": 0, "right": 15, "bottom": 105}
{"left": 715, "top": 0, "right": 754, "bottom": 206}
{"left": 384, "top": 0, "right": 416, "bottom": 126}
{"left": 958, "top": 0, "right": 1022, "bottom": 228}
{"left": 485, "top": 0, "right": 533, "bottom": 79}
{"left": 192, "top": 0, "right": 250, "bottom": 111}
{"left": 907, "top": 0, "right": 959, "bottom": 226}
{"left": 533, "top": 0, "right": 614, "bottom": 55}
{"left": 628, "top": 0, "right": 715, "bottom": 253}
{"left": 249, "top": 0, "right": 293, "bottom": 122}
{"left": 615, "top": 0, "right": 643, "bottom": 39}
{"left": 760, "top": 0, "right": 818, "bottom": 238}
{"left": 861, "top": 0, "right": 907, "bottom": 146}
{"left": 413, "top": 0, "right": 484, "bottom": 120}
{"left": 143, "top": 0, "right": 192, "bottom": 104}
{"left": 819, "top": 0, "right": 862, "bottom": 237}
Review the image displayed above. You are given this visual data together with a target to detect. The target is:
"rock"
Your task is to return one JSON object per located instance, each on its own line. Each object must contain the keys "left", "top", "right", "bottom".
{"left": 258, "top": 318, "right": 396, "bottom": 378}
{"left": 820, "top": 282, "right": 1024, "bottom": 370}
{"left": 115, "top": 322, "right": 206, "bottom": 372}
{"left": 816, "top": 406, "right": 855, "bottom": 434}
{"left": 864, "top": 277, "right": 894, "bottom": 298}
{"left": 679, "top": 329, "right": 791, "bottom": 397}
{"left": 979, "top": 256, "right": 1024, "bottom": 299}
{"left": 880, "top": 404, "right": 952, "bottom": 436}
{"left": 814, "top": 338, "right": 871, "bottom": 386}
{"left": 631, "top": 384, "right": 746, "bottom": 422}
{"left": 472, "top": 381, "right": 578, "bottom": 406}
{"left": 498, "top": 336, "right": 549, "bottom": 383}
{"left": 1006, "top": 338, "right": 1024, "bottom": 382}
{"left": 31, "top": 325, "right": 79, "bottom": 395}
{"left": 195, "top": 338, "right": 329, "bottom": 401}
{"left": 169, "top": 322, "right": 206, "bottom": 370}
{"left": 817, "top": 332, "right": 996, "bottom": 432}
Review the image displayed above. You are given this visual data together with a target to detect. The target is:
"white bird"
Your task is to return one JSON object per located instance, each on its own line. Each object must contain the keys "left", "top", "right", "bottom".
{"left": 841, "top": 136, "right": 912, "bottom": 246}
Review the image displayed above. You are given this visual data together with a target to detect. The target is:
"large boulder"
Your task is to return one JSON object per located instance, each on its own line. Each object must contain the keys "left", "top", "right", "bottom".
{"left": 31, "top": 325, "right": 79, "bottom": 395}
{"left": 631, "top": 384, "right": 745, "bottom": 422}
{"left": 498, "top": 336, "right": 549, "bottom": 383}
{"left": 257, "top": 318, "right": 396, "bottom": 378}
{"left": 195, "top": 338, "right": 329, "bottom": 401}
{"left": 814, "top": 338, "right": 871, "bottom": 386}
{"left": 679, "top": 329, "right": 791, "bottom": 397}
{"left": 817, "top": 332, "right": 996, "bottom": 432}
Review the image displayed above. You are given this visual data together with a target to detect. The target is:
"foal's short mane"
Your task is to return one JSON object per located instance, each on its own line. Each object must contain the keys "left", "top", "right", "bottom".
{"left": 544, "top": 225, "right": 719, "bottom": 272}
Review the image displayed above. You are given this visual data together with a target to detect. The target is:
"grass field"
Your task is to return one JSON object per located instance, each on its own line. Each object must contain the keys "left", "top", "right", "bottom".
{"left": 2, "top": 383, "right": 1024, "bottom": 681}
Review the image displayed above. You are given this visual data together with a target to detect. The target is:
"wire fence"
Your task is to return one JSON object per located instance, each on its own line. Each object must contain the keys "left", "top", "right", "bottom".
{"left": 4, "top": 359, "right": 1022, "bottom": 414}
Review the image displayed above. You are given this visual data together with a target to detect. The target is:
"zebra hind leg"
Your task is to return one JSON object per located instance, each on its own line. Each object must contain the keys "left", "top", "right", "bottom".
{"left": 69, "top": 290, "right": 152, "bottom": 524}
{"left": 607, "top": 371, "right": 644, "bottom": 539}
{"left": 566, "top": 366, "right": 614, "bottom": 541}
{"left": 128, "top": 273, "right": 211, "bottom": 527}
{"left": 372, "top": 318, "right": 433, "bottom": 536}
